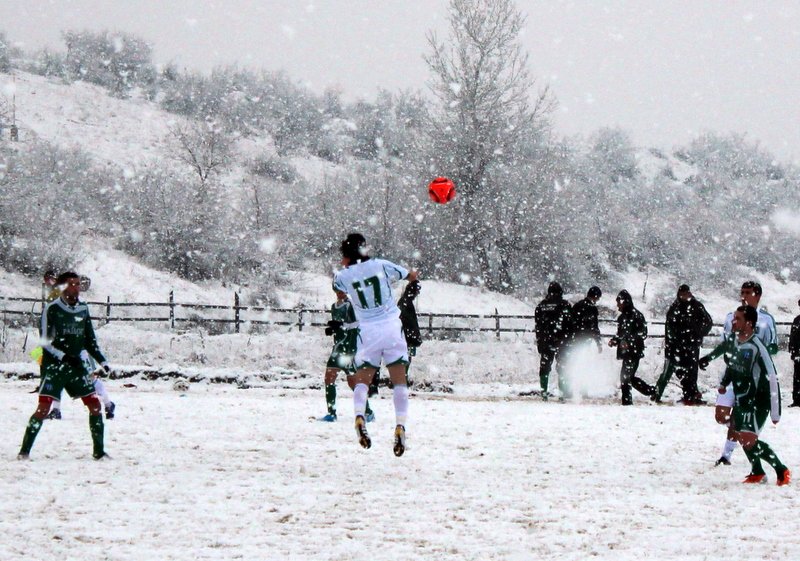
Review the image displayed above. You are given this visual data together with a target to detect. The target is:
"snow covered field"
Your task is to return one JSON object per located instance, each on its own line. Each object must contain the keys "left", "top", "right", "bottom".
{"left": 3, "top": 379, "right": 800, "bottom": 561}
{"left": 3, "top": 254, "right": 800, "bottom": 559}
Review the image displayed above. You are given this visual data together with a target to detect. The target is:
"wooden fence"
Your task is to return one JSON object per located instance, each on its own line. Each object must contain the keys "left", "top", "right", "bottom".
{"left": 0, "top": 292, "right": 794, "bottom": 343}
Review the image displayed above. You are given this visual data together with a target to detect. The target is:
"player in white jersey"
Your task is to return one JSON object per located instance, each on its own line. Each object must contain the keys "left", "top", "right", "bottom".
{"left": 713, "top": 281, "right": 778, "bottom": 466}
{"left": 333, "top": 233, "right": 418, "bottom": 456}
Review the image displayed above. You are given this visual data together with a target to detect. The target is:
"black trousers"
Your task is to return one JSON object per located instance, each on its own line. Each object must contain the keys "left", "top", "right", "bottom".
{"left": 793, "top": 359, "right": 800, "bottom": 405}
{"left": 620, "top": 357, "right": 654, "bottom": 405}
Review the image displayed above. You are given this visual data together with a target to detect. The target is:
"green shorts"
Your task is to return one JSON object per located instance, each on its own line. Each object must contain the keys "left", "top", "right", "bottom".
{"left": 39, "top": 363, "right": 95, "bottom": 401}
{"left": 326, "top": 331, "right": 357, "bottom": 373}
{"left": 326, "top": 351, "right": 355, "bottom": 372}
{"left": 733, "top": 405, "right": 769, "bottom": 435}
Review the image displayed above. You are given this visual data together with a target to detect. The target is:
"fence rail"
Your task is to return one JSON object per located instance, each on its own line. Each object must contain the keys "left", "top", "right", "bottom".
{"left": 0, "top": 292, "right": 794, "bottom": 343}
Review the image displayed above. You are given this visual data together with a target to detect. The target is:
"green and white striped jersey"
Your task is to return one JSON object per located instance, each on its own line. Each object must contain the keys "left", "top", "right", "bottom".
{"left": 707, "top": 333, "right": 780, "bottom": 422}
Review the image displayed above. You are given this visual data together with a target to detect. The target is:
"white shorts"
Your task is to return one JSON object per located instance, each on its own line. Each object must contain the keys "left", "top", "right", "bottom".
{"left": 715, "top": 384, "right": 734, "bottom": 407}
{"left": 355, "top": 316, "right": 408, "bottom": 369}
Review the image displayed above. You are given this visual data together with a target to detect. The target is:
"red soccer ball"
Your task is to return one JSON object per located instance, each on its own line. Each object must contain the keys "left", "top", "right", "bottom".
{"left": 428, "top": 177, "right": 456, "bottom": 204}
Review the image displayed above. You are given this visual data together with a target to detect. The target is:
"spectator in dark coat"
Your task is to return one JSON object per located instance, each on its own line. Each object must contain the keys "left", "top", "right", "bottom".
{"left": 789, "top": 299, "right": 800, "bottom": 407}
{"left": 608, "top": 289, "right": 655, "bottom": 405}
{"left": 653, "top": 284, "right": 713, "bottom": 405}
{"left": 572, "top": 286, "right": 603, "bottom": 352}
{"left": 534, "top": 282, "right": 573, "bottom": 399}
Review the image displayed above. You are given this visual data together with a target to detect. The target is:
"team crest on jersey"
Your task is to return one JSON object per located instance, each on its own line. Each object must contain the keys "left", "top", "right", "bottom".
{"left": 742, "top": 350, "right": 753, "bottom": 361}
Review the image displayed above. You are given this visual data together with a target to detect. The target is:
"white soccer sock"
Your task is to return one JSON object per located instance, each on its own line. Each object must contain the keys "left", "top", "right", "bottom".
{"left": 93, "top": 378, "right": 112, "bottom": 407}
{"left": 51, "top": 400, "right": 61, "bottom": 411}
{"left": 722, "top": 438, "right": 737, "bottom": 460}
{"left": 353, "top": 383, "right": 368, "bottom": 418}
{"left": 393, "top": 384, "right": 409, "bottom": 426}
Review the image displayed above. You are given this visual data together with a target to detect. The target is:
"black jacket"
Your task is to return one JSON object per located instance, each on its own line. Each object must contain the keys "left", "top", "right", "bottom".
{"left": 611, "top": 305, "right": 647, "bottom": 360}
{"left": 664, "top": 298, "right": 713, "bottom": 359}
{"left": 398, "top": 282, "right": 422, "bottom": 348}
{"left": 534, "top": 295, "right": 573, "bottom": 352}
{"left": 572, "top": 298, "right": 601, "bottom": 344}
{"left": 790, "top": 314, "right": 800, "bottom": 360}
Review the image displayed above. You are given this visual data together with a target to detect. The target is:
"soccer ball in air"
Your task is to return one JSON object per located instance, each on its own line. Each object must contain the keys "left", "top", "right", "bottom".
{"left": 428, "top": 177, "right": 456, "bottom": 204}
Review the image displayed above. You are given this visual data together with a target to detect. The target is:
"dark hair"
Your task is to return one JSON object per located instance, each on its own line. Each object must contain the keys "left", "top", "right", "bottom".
{"left": 587, "top": 286, "right": 602, "bottom": 299}
{"left": 56, "top": 271, "right": 80, "bottom": 284}
{"left": 547, "top": 281, "right": 563, "bottom": 297}
{"left": 736, "top": 305, "right": 758, "bottom": 327}
{"left": 43, "top": 269, "right": 57, "bottom": 280}
{"left": 741, "top": 281, "right": 762, "bottom": 296}
{"left": 340, "top": 233, "right": 368, "bottom": 263}
{"left": 616, "top": 289, "right": 632, "bottom": 306}
{"left": 678, "top": 284, "right": 691, "bottom": 293}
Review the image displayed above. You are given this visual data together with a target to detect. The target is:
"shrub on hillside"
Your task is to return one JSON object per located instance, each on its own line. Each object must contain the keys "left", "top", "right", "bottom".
{"left": 62, "top": 29, "right": 156, "bottom": 96}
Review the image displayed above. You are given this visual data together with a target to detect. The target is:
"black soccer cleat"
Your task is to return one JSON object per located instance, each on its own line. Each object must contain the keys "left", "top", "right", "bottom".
{"left": 105, "top": 402, "right": 116, "bottom": 420}
{"left": 47, "top": 409, "right": 62, "bottom": 420}
{"left": 715, "top": 456, "right": 731, "bottom": 466}
{"left": 93, "top": 452, "right": 112, "bottom": 461}
{"left": 355, "top": 415, "right": 371, "bottom": 449}
{"left": 393, "top": 425, "right": 406, "bottom": 457}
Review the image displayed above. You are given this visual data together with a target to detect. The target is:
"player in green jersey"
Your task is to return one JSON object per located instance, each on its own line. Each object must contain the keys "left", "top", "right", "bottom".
{"left": 318, "top": 290, "right": 374, "bottom": 422}
{"left": 699, "top": 305, "right": 790, "bottom": 485}
{"left": 17, "top": 272, "right": 113, "bottom": 460}
{"left": 713, "top": 281, "right": 778, "bottom": 466}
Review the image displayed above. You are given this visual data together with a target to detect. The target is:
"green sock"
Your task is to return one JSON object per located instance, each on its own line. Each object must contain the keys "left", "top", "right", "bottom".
{"left": 753, "top": 441, "right": 786, "bottom": 473}
{"left": 540, "top": 373, "right": 549, "bottom": 394}
{"left": 19, "top": 415, "right": 43, "bottom": 455}
{"left": 744, "top": 445, "right": 765, "bottom": 476}
{"left": 89, "top": 415, "right": 104, "bottom": 457}
{"left": 325, "top": 384, "right": 337, "bottom": 416}
{"left": 365, "top": 400, "right": 373, "bottom": 416}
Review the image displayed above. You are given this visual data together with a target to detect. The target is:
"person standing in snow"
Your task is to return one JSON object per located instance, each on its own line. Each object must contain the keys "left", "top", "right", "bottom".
{"left": 18, "top": 271, "right": 113, "bottom": 460}
{"left": 333, "top": 233, "right": 418, "bottom": 457}
{"left": 699, "top": 305, "right": 789, "bottom": 485}
{"left": 534, "top": 282, "right": 574, "bottom": 400}
{"left": 43, "top": 273, "right": 116, "bottom": 421}
{"left": 317, "top": 289, "right": 375, "bottom": 423}
{"left": 608, "top": 290, "right": 655, "bottom": 405}
{"left": 653, "top": 284, "right": 713, "bottom": 405}
{"left": 712, "top": 281, "right": 778, "bottom": 466}
{"left": 789, "top": 299, "right": 800, "bottom": 407}
{"left": 571, "top": 286, "right": 603, "bottom": 352}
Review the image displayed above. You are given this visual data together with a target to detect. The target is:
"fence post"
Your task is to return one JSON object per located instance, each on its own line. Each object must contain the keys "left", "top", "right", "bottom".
{"left": 428, "top": 313, "right": 433, "bottom": 336}
{"left": 169, "top": 290, "right": 175, "bottom": 329}
{"left": 494, "top": 308, "right": 500, "bottom": 340}
{"left": 298, "top": 305, "right": 305, "bottom": 332}
{"left": 105, "top": 296, "right": 111, "bottom": 325}
{"left": 234, "top": 292, "right": 240, "bottom": 334}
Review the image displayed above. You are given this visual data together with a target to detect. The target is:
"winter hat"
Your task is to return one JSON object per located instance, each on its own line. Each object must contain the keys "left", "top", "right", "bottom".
{"left": 340, "top": 233, "right": 368, "bottom": 263}
{"left": 587, "top": 286, "right": 602, "bottom": 299}
{"left": 547, "top": 281, "right": 563, "bottom": 297}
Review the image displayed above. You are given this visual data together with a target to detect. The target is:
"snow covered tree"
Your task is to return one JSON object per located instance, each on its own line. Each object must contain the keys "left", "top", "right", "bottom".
{"left": 62, "top": 30, "right": 155, "bottom": 95}
{"left": 424, "top": 0, "right": 555, "bottom": 291}
{"left": 167, "top": 118, "right": 232, "bottom": 185}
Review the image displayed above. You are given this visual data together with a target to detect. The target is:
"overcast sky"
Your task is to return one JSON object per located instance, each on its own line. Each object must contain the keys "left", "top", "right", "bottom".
{"left": 2, "top": 1, "right": 799, "bottom": 163}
